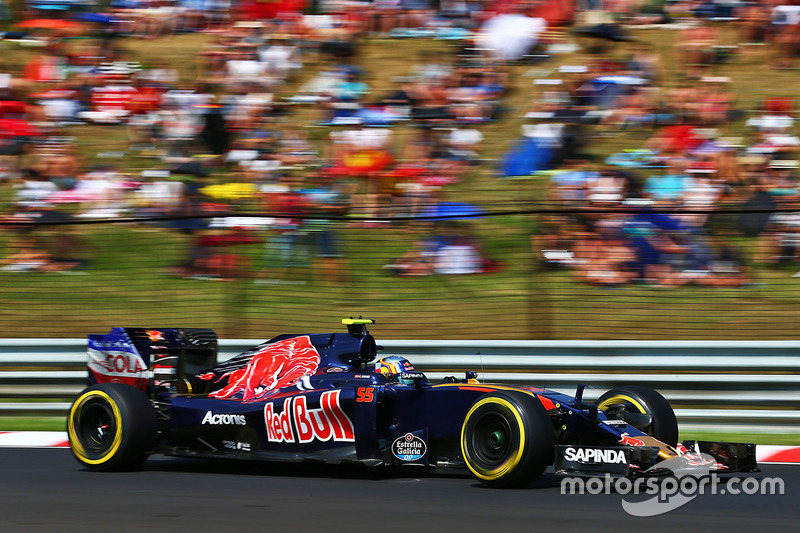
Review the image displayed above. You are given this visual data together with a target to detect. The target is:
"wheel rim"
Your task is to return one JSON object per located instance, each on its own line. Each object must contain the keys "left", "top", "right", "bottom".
{"left": 77, "top": 400, "right": 117, "bottom": 454}
{"left": 471, "top": 412, "right": 512, "bottom": 466}
{"left": 598, "top": 394, "right": 646, "bottom": 415}
{"left": 598, "top": 394, "right": 652, "bottom": 434}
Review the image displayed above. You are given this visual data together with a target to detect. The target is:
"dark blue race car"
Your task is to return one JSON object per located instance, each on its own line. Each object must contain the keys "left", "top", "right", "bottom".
{"left": 67, "top": 319, "right": 757, "bottom": 487}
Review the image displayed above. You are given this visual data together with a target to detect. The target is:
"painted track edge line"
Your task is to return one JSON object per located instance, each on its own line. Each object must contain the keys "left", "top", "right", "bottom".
{"left": 756, "top": 445, "right": 800, "bottom": 463}
{"left": 1, "top": 432, "right": 800, "bottom": 462}
{"left": 0, "top": 431, "right": 69, "bottom": 448}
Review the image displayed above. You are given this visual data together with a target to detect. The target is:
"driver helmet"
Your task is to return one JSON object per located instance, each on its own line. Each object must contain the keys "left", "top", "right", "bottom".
{"left": 374, "top": 355, "right": 415, "bottom": 385}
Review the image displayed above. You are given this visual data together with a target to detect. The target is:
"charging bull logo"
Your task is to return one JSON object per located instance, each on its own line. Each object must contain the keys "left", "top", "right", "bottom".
{"left": 204, "top": 336, "right": 320, "bottom": 402}
{"left": 264, "top": 390, "right": 355, "bottom": 443}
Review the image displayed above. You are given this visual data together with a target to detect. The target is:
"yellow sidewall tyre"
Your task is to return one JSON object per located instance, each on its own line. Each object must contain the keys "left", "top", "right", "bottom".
{"left": 596, "top": 385, "right": 678, "bottom": 446}
{"left": 461, "top": 391, "right": 554, "bottom": 488}
{"left": 68, "top": 383, "right": 157, "bottom": 471}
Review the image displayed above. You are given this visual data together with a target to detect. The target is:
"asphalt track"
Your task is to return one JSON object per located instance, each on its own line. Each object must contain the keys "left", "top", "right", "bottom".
{"left": 1, "top": 449, "right": 797, "bottom": 533}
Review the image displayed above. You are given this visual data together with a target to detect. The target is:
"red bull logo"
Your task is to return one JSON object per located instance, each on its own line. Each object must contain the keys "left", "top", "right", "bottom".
{"left": 264, "top": 390, "right": 354, "bottom": 444}
{"left": 146, "top": 330, "right": 165, "bottom": 342}
{"left": 619, "top": 433, "right": 646, "bottom": 447}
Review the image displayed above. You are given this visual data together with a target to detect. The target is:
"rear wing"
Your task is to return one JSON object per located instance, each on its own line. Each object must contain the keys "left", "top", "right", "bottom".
{"left": 87, "top": 327, "right": 218, "bottom": 392}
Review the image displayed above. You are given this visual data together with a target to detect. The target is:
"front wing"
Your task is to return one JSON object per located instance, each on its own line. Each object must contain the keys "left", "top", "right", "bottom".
{"left": 554, "top": 441, "right": 758, "bottom": 477}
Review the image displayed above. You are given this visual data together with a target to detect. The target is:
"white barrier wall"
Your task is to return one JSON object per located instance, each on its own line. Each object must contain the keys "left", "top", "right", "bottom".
{"left": 2, "top": 339, "right": 799, "bottom": 432}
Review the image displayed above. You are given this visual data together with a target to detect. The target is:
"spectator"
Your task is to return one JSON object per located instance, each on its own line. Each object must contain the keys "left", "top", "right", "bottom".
{"left": 301, "top": 174, "right": 352, "bottom": 285}
{"left": 257, "top": 174, "right": 310, "bottom": 284}
{"left": 761, "top": 194, "right": 800, "bottom": 266}
{"left": 573, "top": 230, "right": 637, "bottom": 286}
{"left": 643, "top": 158, "right": 691, "bottom": 203}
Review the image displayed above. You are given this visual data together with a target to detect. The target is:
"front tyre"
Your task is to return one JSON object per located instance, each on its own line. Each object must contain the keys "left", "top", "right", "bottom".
{"left": 461, "top": 391, "right": 554, "bottom": 488}
{"left": 68, "top": 384, "right": 157, "bottom": 471}
{"left": 595, "top": 385, "right": 678, "bottom": 446}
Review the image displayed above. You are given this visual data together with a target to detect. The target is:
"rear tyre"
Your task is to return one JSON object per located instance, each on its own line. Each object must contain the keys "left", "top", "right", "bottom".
{"left": 461, "top": 391, "right": 554, "bottom": 488}
{"left": 595, "top": 385, "right": 678, "bottom": 446}
{"left": 68, "top": 383, "right": 157, "bottom": 471}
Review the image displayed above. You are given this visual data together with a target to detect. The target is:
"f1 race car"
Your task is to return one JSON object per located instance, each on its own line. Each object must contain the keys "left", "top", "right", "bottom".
{"left": 68, "top": 319, "right": 758, "bottom": 487}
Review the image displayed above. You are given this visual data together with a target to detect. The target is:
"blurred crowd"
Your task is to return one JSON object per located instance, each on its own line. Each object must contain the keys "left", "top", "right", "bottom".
{"left": 529, "top": 1, "right": 800, "bottom": 288}
{"left": 1, "top": 0, "right": 800, "bottom": 287}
